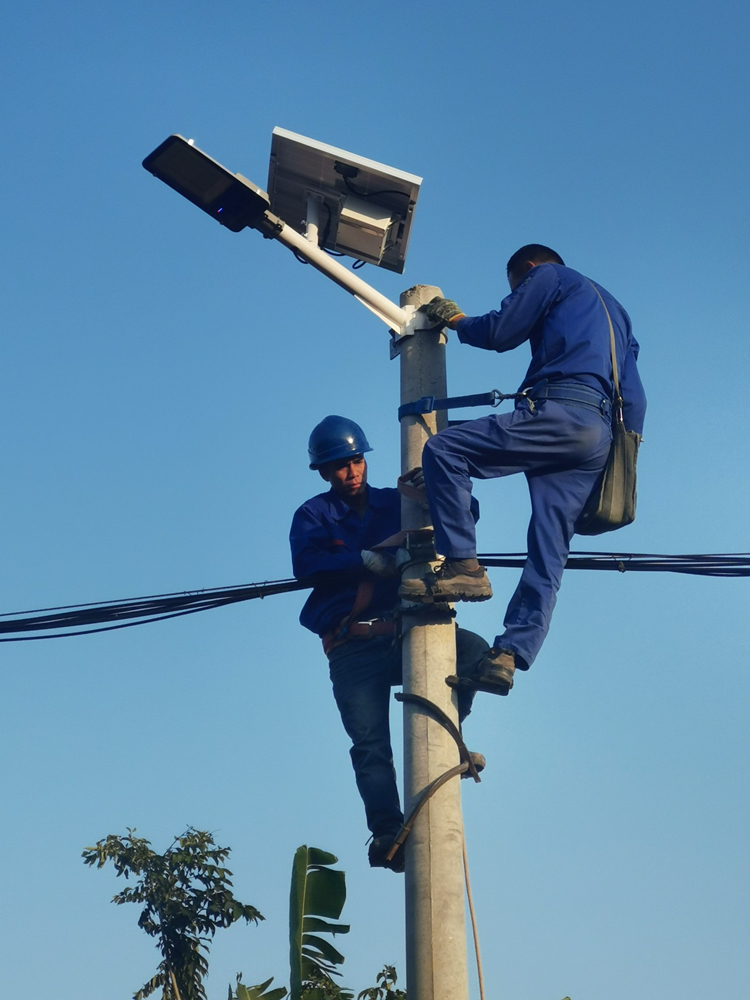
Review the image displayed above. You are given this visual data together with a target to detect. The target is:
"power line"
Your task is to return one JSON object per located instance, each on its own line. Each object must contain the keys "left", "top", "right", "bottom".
{"left": 480, "top": 551, "right": 750, "bottom": 576}
{"left": 1, "top": 552, "right": 747, "bottom": 642}
{"left": 0, "top": 579, "right": 310, "bottom": 642}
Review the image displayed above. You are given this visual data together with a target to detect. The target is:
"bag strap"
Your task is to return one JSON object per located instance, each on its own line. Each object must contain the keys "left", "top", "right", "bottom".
{"left": 588, "top": 281, "right": 624, "bottom": 423}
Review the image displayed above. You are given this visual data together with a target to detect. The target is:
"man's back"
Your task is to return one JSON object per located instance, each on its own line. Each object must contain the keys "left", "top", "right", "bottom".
{"left": 455, "top": 263, "right": 646, "bottom": 433}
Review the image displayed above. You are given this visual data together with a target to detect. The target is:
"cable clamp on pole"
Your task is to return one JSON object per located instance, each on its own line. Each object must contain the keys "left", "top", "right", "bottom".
{"left": 254, "top": 210, "right": 284, "bottom": 239}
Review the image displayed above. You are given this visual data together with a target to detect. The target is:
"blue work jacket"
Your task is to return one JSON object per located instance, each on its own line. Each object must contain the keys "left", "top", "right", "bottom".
{"left": 455, "top": 263, "right": 647, "bottom": 434}
{"left": 289, "top": 486, "right": 402, "bottom": 637}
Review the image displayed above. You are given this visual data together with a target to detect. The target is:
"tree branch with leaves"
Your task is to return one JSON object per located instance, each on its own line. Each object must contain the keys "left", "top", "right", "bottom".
{"left": 83, "top": 828, "right": 263, "bottom": 1000}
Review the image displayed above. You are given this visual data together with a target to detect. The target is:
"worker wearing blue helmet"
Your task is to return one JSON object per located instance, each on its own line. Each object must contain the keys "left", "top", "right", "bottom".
{"left": 399, "top": 245, "right": 647, "bottom": 695}
{"left": 290, "top": 415, "right": 488, "bottom": 873}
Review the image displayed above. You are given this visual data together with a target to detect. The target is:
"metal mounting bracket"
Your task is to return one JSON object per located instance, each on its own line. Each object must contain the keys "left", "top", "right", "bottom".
{"left": 390, "top": 305, "right": 448, "bottom": 359}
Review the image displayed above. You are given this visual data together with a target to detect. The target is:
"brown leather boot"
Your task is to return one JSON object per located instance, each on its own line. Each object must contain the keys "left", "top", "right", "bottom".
{"left": 474, "top": 648, "right": 516, "bottom": 695}
{"left": 398, "top": 559, "right": 493, "bottom": 602}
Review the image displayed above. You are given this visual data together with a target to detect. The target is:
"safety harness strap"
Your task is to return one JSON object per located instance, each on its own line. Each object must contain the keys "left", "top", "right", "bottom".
{"left": 397, "top": 388, "right": 531, "bottom": 421}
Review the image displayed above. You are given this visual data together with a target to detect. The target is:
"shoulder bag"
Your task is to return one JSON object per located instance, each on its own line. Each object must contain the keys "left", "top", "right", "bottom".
{"left": 574, "top": 285, "right": 642, "bottom": 535}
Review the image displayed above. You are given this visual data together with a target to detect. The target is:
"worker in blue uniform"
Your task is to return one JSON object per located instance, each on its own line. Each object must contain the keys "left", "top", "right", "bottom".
{"left": 399, "top": 245, "right": 647, "bottom": 696}
{"left": 290, "top": 415, "right": 489, "bottom": 872}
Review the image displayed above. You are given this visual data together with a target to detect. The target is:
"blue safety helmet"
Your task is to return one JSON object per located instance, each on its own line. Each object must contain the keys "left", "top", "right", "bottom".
{"left": 308, "top": 415, "right": 373, "bottom": 470}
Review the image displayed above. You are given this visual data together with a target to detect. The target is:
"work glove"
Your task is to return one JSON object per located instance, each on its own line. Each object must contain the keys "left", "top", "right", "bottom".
{"left": 419, "top": 296, "right": 465, "bottom": 327}
{"left": 400, "top": 466, "right": 425, "bottom": 490}
{"left": 361, "top": 549, "right": 398, "bottom": 578}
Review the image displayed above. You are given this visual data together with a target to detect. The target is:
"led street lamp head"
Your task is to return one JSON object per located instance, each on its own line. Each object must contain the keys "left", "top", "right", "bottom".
{"left": 142, "top": 134, "right": 270, "bottom": 233}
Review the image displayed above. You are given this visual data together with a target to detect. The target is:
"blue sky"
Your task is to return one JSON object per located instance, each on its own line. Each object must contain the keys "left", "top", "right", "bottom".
{"left": 1, "top": 2, "right": 748, "bottom": 998}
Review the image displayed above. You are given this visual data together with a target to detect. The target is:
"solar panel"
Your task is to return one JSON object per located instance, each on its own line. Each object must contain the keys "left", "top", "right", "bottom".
{"left": 267, "top": 127, "right": 422, "bottom": 273}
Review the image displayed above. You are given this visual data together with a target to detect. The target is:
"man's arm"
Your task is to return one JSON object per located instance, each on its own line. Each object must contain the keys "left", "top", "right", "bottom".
{"left": 454, "top": 263, "right": 561, "bottom": 353}
{"left": 290, "top": 506, "right": 364, "bottom": 579}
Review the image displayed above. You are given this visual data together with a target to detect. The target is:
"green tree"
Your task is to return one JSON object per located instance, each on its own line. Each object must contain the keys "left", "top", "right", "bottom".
{"left": 83, "top": 828, "right": 262, "bottom": 1000}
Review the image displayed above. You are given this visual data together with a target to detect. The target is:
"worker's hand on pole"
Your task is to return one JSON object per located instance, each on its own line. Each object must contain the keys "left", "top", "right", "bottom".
{"left": 361, "top": 549, "right": 398, "bottom": 578}
{"left": 401, "top": 466, "right": 426, "bottom": 490}
{"left": 419, "top": 296, "right": 466, "bottom": 328}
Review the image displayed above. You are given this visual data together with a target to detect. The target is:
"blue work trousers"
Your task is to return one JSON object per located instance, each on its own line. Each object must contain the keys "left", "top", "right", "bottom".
{"left": 422, "top": 398, "right": 612, "bottom": 667}
{"left": 328, "top": 629, "right": 489, "bottom": 838}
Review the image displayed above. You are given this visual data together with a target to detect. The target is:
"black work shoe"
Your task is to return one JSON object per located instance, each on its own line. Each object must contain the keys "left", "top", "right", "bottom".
{"left": 474, "top": 648, "right": 516, "bottom": 695}
{"left": 398, "top": 559, "right": 493, "bottom": 603}
{"left": 368, "top": 833, "right": 405, "bottom": 873}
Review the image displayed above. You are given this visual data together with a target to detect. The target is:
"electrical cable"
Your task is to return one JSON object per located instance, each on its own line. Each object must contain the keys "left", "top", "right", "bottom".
{"left": 480, "top": 551, "right": 750, "bottom": 576}
{"left": 0, "top": 578, "right": 313, "bottom": 642}
{"left": 320, "top": 200, "right": 337, "bottom": 250}
{"left": 320, "top": 202, "right": 353, "bottom": 256}
{"left": 342, "top": 175, "right": 412, "bottom": 204}
{"left": 0, "top": 552, "right": 747, "bottom": 642}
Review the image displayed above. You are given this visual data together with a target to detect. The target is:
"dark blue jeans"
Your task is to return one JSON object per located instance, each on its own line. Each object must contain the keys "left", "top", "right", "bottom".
{"left": 328, "top": 628, "right": 489, "bottom": 838}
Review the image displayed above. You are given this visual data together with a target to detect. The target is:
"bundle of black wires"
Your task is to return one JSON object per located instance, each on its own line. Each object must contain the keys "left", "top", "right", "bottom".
{"left": 1, "top": 552, "right": 747, "bottom": 642}
{"left": 480, "top": 551, "right": 750, "bottom": 576}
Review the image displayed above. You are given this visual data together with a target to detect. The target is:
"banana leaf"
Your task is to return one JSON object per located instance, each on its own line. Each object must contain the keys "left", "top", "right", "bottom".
{"left": 234, "top": 978, "right": 287, "bottom": 1000}
{"left": 289, "top": 846, "right": 350, "bottom": 1000}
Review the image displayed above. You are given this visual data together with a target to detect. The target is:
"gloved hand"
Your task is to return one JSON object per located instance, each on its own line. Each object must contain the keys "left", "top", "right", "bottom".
{"left": 361, "top": 549, "right": 398, "bottom": 578}
{"left": 401, "top": 466, "right": 425, "bottom": 490}
{"left": 419, "top": 296, "right": 466, "bottom": 327}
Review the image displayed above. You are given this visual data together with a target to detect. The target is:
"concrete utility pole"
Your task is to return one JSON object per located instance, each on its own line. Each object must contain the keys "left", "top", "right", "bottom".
{"left": 397, "top": 285, "right": 470, "bottom": 1000}
{"left": 141, "top": 132, "right": 472, "bottom": 1000}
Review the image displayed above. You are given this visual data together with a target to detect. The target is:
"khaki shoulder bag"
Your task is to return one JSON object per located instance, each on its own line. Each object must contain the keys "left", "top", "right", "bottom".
{"left": 574, "top": 285, "right": 642, "bottom": 536}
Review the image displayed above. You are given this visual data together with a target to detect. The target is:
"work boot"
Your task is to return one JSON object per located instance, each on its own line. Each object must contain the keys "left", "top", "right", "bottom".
{"left": 398, "top": 559, "right": 493, "bottom": 603}
{"left": 368, "top": 833, "right": 405, "bottom": 873}
{"left": 447, "top": 647, "right": 517, "bottom": 697}
{"left": 474, "top": 648, "right": 516, "bottom": 696}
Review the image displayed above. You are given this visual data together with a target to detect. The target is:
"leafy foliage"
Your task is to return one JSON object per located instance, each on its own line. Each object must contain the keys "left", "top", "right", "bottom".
{"left": 230, "top": 975, "right": 288, "bottom": 1000}
{"left": 300, "top": 970, "right": 352, "bottom": 999}
{"left": 83, "top": 828, "right": 263, "bottom": 1000}
{"left": 289, "top": 847, "right": 350, "bottom": 1000}
{"left": 356, "top": 966, "right": 406, "bottom": 1000}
